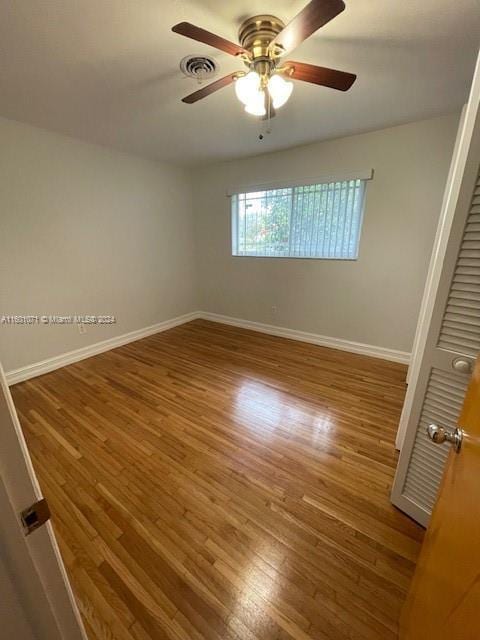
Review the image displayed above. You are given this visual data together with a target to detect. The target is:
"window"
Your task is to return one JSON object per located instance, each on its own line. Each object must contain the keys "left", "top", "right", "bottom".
{"left": 231, "top": 178, "right": 367, "bottom": 259}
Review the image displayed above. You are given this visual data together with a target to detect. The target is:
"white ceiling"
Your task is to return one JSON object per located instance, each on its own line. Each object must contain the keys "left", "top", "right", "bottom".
{"left": 1, "top": 0, "right": 479, "bottom": 166}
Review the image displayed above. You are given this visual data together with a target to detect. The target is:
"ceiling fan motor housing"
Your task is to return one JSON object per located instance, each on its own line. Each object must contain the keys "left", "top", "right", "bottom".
{"left": 238, "top": 15, "right": 285, "bottom": 61}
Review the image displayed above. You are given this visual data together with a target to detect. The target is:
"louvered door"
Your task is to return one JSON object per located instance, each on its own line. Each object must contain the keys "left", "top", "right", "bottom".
{"left": 438, "top": 177, "right": 480, "bottom": 356}
{"left": 392, "top": 64, "right": 480, "bottom": 526}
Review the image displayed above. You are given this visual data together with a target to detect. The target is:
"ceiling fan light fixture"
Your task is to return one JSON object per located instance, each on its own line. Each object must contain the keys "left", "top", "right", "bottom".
{"left": 268, "top": 74, "right": 293, "bottom": 108}
{"left": 235, "top": 71, "right": 261, "bottom": 105}
{"left": 244, "top": 90, "right": 267, "bottom": 116}
{"left": 174, "top": 2, "right": 356, "bottom": 111}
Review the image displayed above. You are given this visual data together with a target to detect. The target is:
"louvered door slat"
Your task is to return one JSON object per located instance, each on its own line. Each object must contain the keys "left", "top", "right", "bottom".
{"left": 457, "top": 259, "right": 480, "bottom": 269}
{"left": 444, "top": 312, "right": 480, "bottom": 327}
{"left": 438, "top": 170, "right": 480, "bottom": 356}
{"left": 442, "top": 321, "right": 480, "bottom": 337}
{"left": 452, "top": 275, "right": 480, "bottom": 284}
{"left": 451, "top": 280, "right": 480, "bottom": 291}
{"left": 446, "top": 300, "right": 480, "bottom": 313}
{"left": 403, "top": 368, "right": 466, "bottom": 512}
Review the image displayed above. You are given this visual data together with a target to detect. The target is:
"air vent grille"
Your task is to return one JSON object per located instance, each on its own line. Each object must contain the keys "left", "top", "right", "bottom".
{"left": 180, "top": 55, "right": 218, "bottom": 80}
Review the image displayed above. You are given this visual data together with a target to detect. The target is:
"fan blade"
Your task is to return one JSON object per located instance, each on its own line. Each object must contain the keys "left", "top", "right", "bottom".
{"left": 285, "top": 61, "right": 356, "bottom": 91}
{"left": 182, "top": 73, "right": 238, "bottom": 104}
{"left": 172, "top": 22, "right": 249, "bottom": 58}
{"left": 269, "top": 0, "right": 345, "bottom": 56}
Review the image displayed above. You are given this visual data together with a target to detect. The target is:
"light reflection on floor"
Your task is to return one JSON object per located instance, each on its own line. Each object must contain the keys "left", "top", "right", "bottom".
{"left": 228, "top": 540, "right": 284, "bottom": 637}
{"left": 233, "top": 379, "right": 335, "bottom": 447}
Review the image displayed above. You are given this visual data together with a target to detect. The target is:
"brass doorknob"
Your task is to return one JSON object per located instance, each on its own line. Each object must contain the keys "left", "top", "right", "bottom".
{"left": 427, "top": 424, "right": 463, "bottom": 453}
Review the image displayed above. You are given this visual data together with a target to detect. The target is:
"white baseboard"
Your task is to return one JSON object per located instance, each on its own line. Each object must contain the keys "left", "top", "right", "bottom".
{"left": 5, "top": 309, "right": 410, "bottom": 385}
{"left": 5, "top": 311, "right": 201, "bottom": 386}
{"left": 199, "top": 312, "right": 411, "bottom": 365}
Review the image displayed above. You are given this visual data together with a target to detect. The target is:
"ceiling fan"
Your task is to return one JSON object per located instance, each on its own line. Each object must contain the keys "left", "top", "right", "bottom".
{"left": 172, "top": 0, "right": 356, "bottom": 118}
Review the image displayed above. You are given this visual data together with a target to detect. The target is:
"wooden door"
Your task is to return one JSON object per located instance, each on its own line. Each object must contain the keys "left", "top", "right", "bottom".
{"left": 0, "top": 361, "right": 86, "bottom": 639}
{"left": 400, "top": 354, "right": 480, "bottom": 639}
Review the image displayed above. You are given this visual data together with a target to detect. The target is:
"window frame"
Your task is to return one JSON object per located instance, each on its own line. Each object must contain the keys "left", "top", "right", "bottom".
{"left": 230, "top": 174, "right": 371, "bottom": 261}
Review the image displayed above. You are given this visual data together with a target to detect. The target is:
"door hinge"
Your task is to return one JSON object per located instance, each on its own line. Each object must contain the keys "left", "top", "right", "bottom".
{"left": 21, "top": 498, "right": 51, "bottom": 536}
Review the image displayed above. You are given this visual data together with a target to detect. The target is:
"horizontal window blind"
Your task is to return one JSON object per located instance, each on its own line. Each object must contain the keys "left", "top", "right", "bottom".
{"left": 231, "top": 179, "right": 367, "bottom": 259}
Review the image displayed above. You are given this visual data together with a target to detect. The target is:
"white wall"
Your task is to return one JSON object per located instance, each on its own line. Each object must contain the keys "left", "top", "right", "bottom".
{"left": 192, "top": 114, "right": 459, "bottom": 353}
{"left": 0, "top": 117, "right": 197, "bottom": 372}
{"left": 0, "top": 113, "right": 459, "bottom": 373}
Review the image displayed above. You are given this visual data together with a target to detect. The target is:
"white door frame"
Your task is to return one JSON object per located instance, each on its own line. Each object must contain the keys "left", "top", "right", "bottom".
{"left": 0, "top": 363, "right": 86, "bottom": 640}
{"left": 396, "top": 50, "right": 480, "bottom": 451}
{"left": 392, "top": 50, "right": 480, "bottom": 526}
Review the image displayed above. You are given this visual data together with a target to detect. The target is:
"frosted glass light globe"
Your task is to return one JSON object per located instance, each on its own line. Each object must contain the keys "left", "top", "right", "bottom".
{"left": 268, "top": 74, "right": 293, "bottom": 108}
{"left": 244, "top": 89, "right": 266, "bottom": 116}
{"left": 235, "top": 72, "right": 261, "bottom": 105}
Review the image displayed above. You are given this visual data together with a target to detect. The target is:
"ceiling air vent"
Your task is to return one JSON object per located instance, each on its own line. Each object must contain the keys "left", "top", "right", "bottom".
{"left": 180, "top": 55, "right": 218, "bottom": 81}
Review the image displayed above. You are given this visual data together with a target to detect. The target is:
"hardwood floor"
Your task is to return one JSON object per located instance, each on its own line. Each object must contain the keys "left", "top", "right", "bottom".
{"left": 12, "top": 319, "right": 423, "bottom": 640}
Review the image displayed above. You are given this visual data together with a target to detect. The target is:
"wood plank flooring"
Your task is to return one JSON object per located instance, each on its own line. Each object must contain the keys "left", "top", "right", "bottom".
{"left": 12, "top": 319, "right": 424, "bottom": 640}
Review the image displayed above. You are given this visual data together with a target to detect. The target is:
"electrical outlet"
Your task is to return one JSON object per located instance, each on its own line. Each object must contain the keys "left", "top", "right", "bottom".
{"left": 78, "top": 323, "right": 86, "bottom": 335}
{"left": 271, "top": 305, "right": 277, "bottom": 315}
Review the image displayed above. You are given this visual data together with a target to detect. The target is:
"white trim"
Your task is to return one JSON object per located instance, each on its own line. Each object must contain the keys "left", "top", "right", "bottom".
{"left": 199, "top": 312, "right": 410, "bottom": 364}
{"left": 5, "top": 312, "right": 201, "bottom": 385}
{"left": 395, "top": 56, "right": 480, "bottom": 451}
{"left": 392, "top": 493, "right": 430, "bottom": 528}
{"left": 5, "top": 309, "right": 410, "bottom": 386}
{"left": 226, "top": 169, "right": 374, "bottom": 196}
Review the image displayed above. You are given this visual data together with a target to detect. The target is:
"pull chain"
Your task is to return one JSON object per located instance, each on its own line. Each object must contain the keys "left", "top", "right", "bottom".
{"left": 259, "top": 93, "right": 273, "bottom": 140}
